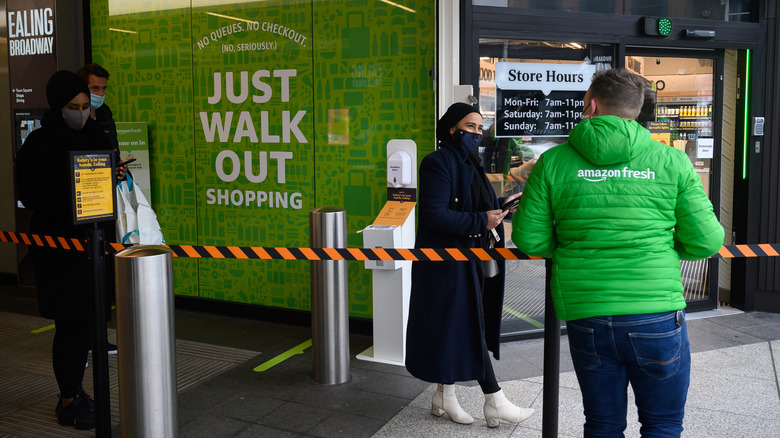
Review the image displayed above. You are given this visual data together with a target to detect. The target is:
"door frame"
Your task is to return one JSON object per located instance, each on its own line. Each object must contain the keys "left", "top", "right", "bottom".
{"left": 456, "top": 5, "right": 767, "bottom": 330}
{"left": 466, "top": 38, "right": 724, "bottom": 314}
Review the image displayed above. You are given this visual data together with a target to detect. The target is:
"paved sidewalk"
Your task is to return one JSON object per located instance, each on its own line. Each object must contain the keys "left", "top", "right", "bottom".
{"left": 374, "top": 339, "right": 780, "bottom": 437}
{"left": 372, "top": 309, "right": 780, "bottom": 437}
{"left": 1, "top": 282, "right": 779, "bottom": 437}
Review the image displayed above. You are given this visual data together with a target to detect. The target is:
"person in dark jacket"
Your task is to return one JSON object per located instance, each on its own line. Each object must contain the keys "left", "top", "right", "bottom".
{"left": 404, "top": 102, "right": 533, "bottom": 427}
{"left": 15, "top": 71, "right": 121, "bottom": 431}
{"left": 75, "top": 63, "right": 124, "bottom": 356}
{"left": 75, "top": 63, "right": 119, "bottom": 154}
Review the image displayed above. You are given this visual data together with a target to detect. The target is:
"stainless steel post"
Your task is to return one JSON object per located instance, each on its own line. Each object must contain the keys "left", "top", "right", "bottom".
{"left": 309, "top": 207, "right": 350, "bottom": 384}
{"left": 114, "top": 245, "right": 177, "bottom": 437}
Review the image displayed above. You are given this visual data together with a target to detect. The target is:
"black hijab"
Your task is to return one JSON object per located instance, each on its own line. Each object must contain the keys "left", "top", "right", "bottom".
{"left": 438, "top": 103, "right": 495, "bottom": 230}
{"left": 46, "top": 71, "right": 89, "bottom": 111}
{"left": 437, "top": 102, "right": 481, "bottom": 146}
{"left": 42, "top": 70, "right": 90, "bottom": 128}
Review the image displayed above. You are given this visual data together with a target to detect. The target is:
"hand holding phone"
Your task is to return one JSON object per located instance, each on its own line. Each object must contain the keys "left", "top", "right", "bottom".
{"left": 501, "top": 197, "right": 521, "bottom": 211}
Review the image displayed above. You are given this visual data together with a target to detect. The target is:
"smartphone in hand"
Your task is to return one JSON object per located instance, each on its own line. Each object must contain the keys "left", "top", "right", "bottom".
{"left": 501, "top": 197, "right": 521, "bottom": 211}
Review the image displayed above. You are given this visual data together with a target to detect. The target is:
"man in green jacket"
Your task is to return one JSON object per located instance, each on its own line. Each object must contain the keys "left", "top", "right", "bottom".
{"left": 512, "top": 68, "right": 724, "bottom": 437}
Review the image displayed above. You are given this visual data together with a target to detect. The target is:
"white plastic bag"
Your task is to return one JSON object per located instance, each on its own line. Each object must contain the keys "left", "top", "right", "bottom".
{"left": 115, "top": 174, "right": 165, "bottom": 244}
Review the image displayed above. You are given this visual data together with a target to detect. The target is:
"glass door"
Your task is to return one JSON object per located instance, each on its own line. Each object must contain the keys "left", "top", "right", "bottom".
{"left": 624, "top": 50, "right": 722, "bottom": 312}
{"left": 476, "top": 42, "right": 722, "bottom": 338}
{"left": 477, "top": 39, "right": 616, "bottom": 337}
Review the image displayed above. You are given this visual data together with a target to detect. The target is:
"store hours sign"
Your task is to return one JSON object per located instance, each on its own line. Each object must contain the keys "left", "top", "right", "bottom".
{"left": 494, "top": 63, "right": 596, "bottom": 137}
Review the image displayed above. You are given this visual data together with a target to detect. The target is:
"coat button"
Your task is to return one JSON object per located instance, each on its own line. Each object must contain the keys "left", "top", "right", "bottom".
{"left": 454, "top": 198, "right": 459, "bottom": 203}
{"left": 477, "top": 233, "right": 482, "bottom": 237}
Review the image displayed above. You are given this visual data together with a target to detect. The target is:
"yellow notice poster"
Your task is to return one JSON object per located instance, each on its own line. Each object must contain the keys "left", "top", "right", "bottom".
{"left": 373, "top": 201, "right": 415, "bottom": 226}
{"left": 646, "top": 121, "right": 671, "bottom": 146}
{"left": 70, "top": 151, "right": 116, "bottom": 224}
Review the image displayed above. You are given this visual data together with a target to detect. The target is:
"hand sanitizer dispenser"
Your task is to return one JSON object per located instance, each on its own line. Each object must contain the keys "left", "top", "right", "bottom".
{"left": 387, "top": 151, "right": 412, "bottom": 188}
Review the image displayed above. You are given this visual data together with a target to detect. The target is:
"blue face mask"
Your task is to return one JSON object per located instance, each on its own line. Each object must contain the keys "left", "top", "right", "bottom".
{"left": 456, "top": 130, "right": 483, "bottom": 153}
{"left": 90, "top": 93, "right": 105, "bottom": 110}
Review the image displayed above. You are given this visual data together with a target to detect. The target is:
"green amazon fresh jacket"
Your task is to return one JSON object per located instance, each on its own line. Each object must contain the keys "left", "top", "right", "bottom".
{"left": 512, "top": 115, "right": 724, "bottom": 321}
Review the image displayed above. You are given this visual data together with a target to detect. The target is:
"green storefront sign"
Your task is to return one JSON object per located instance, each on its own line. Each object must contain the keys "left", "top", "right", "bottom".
{"left": 90, "top": 0, "right": 435, "bottom": 318}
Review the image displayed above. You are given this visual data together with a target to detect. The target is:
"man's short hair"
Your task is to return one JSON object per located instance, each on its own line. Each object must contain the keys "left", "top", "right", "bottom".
{"left": 589, "top": 68, "right": 649, "bottom": 119}
{"left": 75, "top": 63, "right": 110, "bottom": 82}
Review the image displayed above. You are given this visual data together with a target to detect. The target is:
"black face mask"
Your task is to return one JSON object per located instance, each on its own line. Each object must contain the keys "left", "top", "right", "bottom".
{"left": 455, "top": 130, "right": 483, "bottom": 153}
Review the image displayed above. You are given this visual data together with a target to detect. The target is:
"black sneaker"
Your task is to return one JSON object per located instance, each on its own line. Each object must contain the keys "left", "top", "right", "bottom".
{"left": 77, "top": 387, "right": 95, "bottom": 410}
{"left": 55, "top": 393, "right": 95, "bottom": 430}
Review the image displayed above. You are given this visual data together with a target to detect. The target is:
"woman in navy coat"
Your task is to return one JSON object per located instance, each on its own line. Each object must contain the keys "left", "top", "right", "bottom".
{"left": 404, "top": 103, "right": 534, "bottom": 427}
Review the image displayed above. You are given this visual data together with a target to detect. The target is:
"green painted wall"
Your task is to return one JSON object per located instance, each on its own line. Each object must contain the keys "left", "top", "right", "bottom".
{"left": 90, "top": 0, "right": 435, "bottom": 318}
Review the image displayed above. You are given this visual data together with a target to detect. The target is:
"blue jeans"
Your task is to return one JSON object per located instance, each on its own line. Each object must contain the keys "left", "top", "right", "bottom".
{"left": 566, "top": 311, "right": 690, "bottom": 438}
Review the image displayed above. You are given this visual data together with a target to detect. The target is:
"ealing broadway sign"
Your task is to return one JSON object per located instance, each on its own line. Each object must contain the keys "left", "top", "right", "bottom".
{"left": 494, "top": 63, "right": 596, "bottom": 137}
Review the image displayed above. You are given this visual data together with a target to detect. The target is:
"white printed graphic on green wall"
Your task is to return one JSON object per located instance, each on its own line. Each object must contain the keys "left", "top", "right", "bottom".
{"left": 90, "top": 0, "right": 436, "bottom": 317}
{"left": 192, "top": 1, "right": 314, "bottom": 309}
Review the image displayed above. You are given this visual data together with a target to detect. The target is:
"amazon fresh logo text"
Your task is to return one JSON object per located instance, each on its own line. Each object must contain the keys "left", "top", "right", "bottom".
{"left": 577, "top": 167, "right": 656, "bottom": 182}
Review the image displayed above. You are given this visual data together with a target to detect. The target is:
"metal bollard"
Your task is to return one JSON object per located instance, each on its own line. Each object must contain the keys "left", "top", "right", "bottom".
{"left": 114, "top": 245, "right": 177, "bottom": 437}
{"left": 309, "top": 207, "right": 350, "bottom": 384}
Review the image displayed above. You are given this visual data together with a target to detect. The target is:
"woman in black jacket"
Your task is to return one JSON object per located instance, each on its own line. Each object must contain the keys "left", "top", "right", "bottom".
{"left": 15, "top": 71, "right": 121, "bottom": 431}
{"left": 404, "top": 103, "right": 533, "bottom": 427}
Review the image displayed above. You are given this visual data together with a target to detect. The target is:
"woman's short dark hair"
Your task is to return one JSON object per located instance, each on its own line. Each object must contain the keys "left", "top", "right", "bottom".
{"left": 588, "top": 68, "right": 649, "bottom": 119}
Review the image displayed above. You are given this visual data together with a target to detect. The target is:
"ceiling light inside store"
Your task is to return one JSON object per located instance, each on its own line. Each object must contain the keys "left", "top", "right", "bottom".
{"left": 379, "top": 0, "right": 416, "bottom": 13}
{"left": 109, "top": 28, "right": 137, "bottom": 34}
{"left": 206, "top": 12, "right": 257, "bottom": 24}
{"left": 110, "top": 0, "right": 262, "bottom": 15}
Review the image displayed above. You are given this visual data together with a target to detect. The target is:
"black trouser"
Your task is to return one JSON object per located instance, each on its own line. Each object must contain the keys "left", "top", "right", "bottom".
{"left": 476, "top": 267, "right": 501, "bottom": 394}
{"left": 477, "top": 341, "right": 501, "bottom": 394}
{"left": 53, "top": 319, "right": 90, "bottom": 398}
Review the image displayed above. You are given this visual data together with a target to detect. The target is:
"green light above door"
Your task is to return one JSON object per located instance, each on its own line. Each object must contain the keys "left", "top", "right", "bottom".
{"left": 642, "top": 17, "right": 673, "bottom": 37}
{"left": 658, "top": 18, "right": 673, "bottom": 36}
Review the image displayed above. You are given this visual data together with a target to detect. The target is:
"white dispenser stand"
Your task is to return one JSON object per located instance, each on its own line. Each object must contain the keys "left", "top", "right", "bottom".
{"left": 357, "top": 140, "right": 416, "bottom": 366}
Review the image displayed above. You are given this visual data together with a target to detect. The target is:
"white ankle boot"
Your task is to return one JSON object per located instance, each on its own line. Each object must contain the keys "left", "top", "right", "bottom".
{"left": 431, "top": 384, "right": 474, "bottom": 424}
{"left": 483, "top": 389, "right": 534, "bottom": 427}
